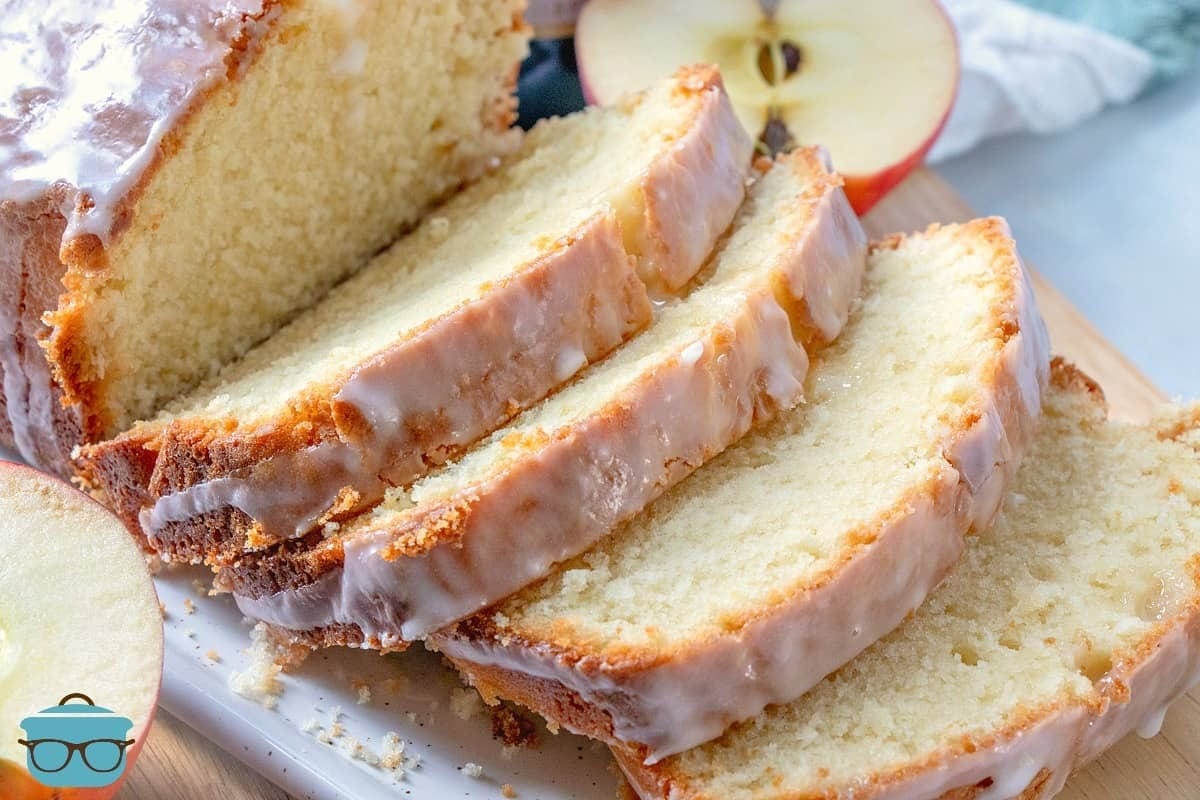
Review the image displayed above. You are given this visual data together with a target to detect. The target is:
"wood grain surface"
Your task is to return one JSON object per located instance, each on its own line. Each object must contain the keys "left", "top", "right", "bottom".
{"left": 120, "top": 167, "right": 1196, "bottom": 799}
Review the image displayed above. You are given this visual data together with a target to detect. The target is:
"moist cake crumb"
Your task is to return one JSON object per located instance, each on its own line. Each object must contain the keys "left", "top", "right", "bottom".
{"left": 491, "top": 705, "right": 539, "bottom": 748}
{"left": 451, "top": 687, "right": 485, "bottom": 720}
{"left": 345, "top": 737, "right": 379, "bottom": 766}
{"left": 380, "top": 732, "right": 406, "bottom": 771}
{"left": 229, "top": 623, "right": 285, "bottom": 708}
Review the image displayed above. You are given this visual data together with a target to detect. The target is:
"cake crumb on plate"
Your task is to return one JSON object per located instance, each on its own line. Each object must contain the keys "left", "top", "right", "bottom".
{"left": 491, "top": 704, "right": 539, "bottom": 749}
{"left": 451, "top": 687, "right": 484, "bottom": 720}
{"left": 229, "top": 624, "right": 284, "bottom": 709}
{"left": 351, "top": 677, "right": 372, "bottom": 705}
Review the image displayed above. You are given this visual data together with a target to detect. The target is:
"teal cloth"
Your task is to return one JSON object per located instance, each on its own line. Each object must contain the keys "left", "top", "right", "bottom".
{"left": 1017, "top": 0, "right": 1200, "bottom": 81}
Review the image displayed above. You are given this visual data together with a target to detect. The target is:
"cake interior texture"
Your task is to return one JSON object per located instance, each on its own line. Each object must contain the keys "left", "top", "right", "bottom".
{"left": 366, "top": 153, "right": 829, "bottom": 524}
{"left": 492, "top": 221, "right": 1014, "bottom": 651}
{"left": 655, "top": 371, "right": 1200, "bottom": 798}
{"left": 43, "top": 0, "right": 526, "bottom": 435}
{"left": 144, "top": 72, "right": 710, "bottom": 431}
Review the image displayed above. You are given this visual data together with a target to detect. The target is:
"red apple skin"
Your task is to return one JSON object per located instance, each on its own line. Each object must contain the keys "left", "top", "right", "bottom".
{"left": 844, "top": 0, "right": 959, "bottom": 214}
{"left": 574, "top": 1, "right": 606, "bottom": 106}
{"left": 575, "top": 0, "right": 961, "bottom": 215}
{"left": 0, "top": 463, "right": 163, "bottom": 800}
{"left": 842, "top": 85, "right": 953, "bottom": 215}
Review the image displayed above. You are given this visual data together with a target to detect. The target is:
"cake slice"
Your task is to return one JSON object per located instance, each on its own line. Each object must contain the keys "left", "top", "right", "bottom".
{"left": 80, "top": 65, "right": 753, "bottom": 564}
{"left": 616, "top": 362, "right": 1200, "bottom": 800}
{"left": 222, "top": 147, "right": 868, "bottom": 648}
{"left": 433, "top": 218, "right": 1051, "bottom": 761}
{"left": 1, "top": 0, "right": 529, "bottom": 474}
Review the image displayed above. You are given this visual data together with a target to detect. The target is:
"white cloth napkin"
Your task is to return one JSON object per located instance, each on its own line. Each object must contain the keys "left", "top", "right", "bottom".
{"left": 929, "top": 0, "right": 1155, "bottom": 162}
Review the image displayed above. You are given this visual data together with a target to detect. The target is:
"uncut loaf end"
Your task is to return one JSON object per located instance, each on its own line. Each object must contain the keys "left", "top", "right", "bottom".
{"left": 1, "top": 0, "right": 529, "bottom": 474}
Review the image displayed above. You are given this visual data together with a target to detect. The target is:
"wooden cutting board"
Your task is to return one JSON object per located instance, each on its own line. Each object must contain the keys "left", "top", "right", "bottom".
{"left": 120, "top": 168, "right": 1197, "bottom": 800}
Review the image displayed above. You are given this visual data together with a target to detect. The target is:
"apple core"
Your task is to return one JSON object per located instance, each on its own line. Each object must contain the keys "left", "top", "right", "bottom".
{"left": 575, "top": 0, "right": 960, "bottom": 212}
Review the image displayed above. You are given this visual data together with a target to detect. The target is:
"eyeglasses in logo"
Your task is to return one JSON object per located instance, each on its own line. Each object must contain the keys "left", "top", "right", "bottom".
{"left": 17, "top": 693, "right": 136, "bottom": 788}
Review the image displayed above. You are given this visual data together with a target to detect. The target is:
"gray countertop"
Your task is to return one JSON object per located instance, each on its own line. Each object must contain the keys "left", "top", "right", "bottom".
{"left": 938, "top": 67, "right": 1200, "bottom": 399}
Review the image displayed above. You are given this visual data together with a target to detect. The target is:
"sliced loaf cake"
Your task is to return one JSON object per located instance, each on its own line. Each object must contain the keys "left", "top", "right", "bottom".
{"left": 80, "top": 65, "right": 753, "bottom": 563}
{"left": 222, "top": 147, "right": 867, "bottom": 648}
{"left": 617, "top": 362, "right": 1200, "bottom": 800}
{"left": 433, "top": 218, "right": 1050, "bottom": 760}
{"left": 1, "top": 0, "right": 528, "bottom": 474}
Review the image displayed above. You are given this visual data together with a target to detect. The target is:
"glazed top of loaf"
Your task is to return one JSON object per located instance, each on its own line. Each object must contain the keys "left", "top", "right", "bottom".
{"left": 0, "top": 0, "right": 277, "bottom": 243}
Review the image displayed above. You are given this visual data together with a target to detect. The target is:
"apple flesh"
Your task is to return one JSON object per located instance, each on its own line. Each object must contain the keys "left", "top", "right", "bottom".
{"left": 576, "top": 0, "right": 959, "bottom": 213}
{"left": 0, "top": 464, "right": 162, "bottom": 800}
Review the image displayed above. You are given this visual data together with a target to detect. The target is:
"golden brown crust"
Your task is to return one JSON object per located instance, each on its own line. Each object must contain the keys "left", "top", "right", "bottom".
{"left": 43, "top": 2, "right": 315, "bottom": 435}
{"left": 90, "top": 404, "right": 337, "bottom": 558}
{"left": 0, "top": 189, "right": 94, "bottom": 476}
{"left": 1047, "top": 356, "right": 1106, "bottom": 405}
{"left": 449, "top": 651, "right": 626, "bottom": 750}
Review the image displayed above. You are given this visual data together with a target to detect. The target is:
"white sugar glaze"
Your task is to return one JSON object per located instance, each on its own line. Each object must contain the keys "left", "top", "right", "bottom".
{"left": 620, "top": 617, "right": 1200, "bottom": 799}
{"left": 234, "top": 165, "right": 868, "bottom": 643}
{"left": 439, "top": 228, "right": 1052, "bottom": 762}
{"left": 862, "top": 708, "right": 1086, "bottom": 800}
{"left": 237, "top": 288, "right": 810, "bottom": 641}
{"left": 142, "top": 79, "right": 754, "bottom": 556}
{"left": 834, "top": 603, "right": 1200, "bottom": 800}
{"left": 0, "top": 2, "right": 280, "bottom": 467}
{"left": 0, "top": 1, "right": 277, "bottom": 243}
{"left": 145, "top": 212, "right": 652, "bottom": 549}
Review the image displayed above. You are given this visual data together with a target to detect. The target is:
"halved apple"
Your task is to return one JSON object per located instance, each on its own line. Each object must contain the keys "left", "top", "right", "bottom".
{"left": 0, "top": 464, "right": 162, "bottom": 799}
{"left": 576, "top": 0, "right": 959, "bottom": 213}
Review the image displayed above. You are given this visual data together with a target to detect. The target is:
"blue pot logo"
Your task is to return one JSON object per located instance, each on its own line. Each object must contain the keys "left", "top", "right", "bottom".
{"left": 17, "top": 693, "right": 135, "bottom": 788}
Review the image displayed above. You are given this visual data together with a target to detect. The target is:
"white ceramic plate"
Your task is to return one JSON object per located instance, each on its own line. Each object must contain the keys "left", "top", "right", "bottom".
{"left": 0, "top": 443, "right": 619, "bottom": 800}
{"left": 2, "top": 447, "right": 616, "bottom": 800}
{"left": 156, "top": 563, "right": 618, "bottom": 800}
